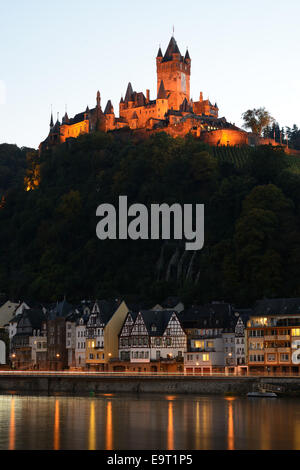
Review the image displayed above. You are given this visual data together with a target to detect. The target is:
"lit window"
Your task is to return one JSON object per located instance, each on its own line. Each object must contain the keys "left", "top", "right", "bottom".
{"left": 202, "top": 354, "right": 209, "bottom": 362}
{"left": 292, "top": 329, "right": 300, "bottom": 337}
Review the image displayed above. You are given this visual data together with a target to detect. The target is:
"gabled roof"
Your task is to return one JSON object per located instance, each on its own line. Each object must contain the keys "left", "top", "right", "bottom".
{"left": 18, "top": 308, "right": 46, "bottom": 330}
{"left": 89, "top": 300, "right": 121, "bottom": 326}
{"left": 161, "top": 297, "right": 182, "bottom": 309}
{"left": 179, "top": 303, "right": 234, "bottom": 330}
{"left": 157, "top": 80, "right": 167, "bottom": 99}
{"left": 180, "top": 98, "right": 192, "bottom": 113}
{"left": 48, "top": 300, "right": 74, "bottom": 320}
{"left": 138, "top": 310, "right": 177, "bottom": 336}
{"left": 163, "top": 36, "right": 181, "bottom": 62}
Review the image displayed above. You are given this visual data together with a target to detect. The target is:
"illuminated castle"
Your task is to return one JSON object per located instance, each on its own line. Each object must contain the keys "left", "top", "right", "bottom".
{"left": 40, "top": 36, "right": 249, "bottom": 153}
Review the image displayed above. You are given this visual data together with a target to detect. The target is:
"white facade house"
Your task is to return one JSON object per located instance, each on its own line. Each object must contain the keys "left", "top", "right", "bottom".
{"left": 0, "top": 301, "right": 30, "bottom": 330}
{"left": 66, "top": 317, "right": 77, "bottom": 367}
{"left": 0, "top": 340, "right": 5, "bottom": 364}
{"left": 75, "top": 317, "right": 87, "bottom": 368}
{"left": 223, "top": 332, "right": 236, "bottom": 368}
{"left": 30, "top": 329, "right": 47, "bottom": 367}
{"left": 235, "top": 316, "right": 246, "bottom": 366}
{"left": 184, "top": 337, "right": 225, "bottom": 375}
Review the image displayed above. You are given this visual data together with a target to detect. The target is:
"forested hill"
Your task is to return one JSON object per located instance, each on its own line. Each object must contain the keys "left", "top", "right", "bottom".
{"left": 1, "top": 131, "right": 300, "bottom": 308}
{"left": 0, "top": 144, "right": 32, "bottom": 198}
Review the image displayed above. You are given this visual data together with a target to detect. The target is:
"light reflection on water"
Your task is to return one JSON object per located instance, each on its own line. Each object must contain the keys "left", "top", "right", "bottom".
{"left": 1, "top": 393, "right": 300, "bottom": 450}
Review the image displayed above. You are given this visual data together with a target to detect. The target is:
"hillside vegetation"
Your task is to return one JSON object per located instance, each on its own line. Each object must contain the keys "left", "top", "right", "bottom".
{"left": 1, "top": 132, "right": 300, "bottom": 307}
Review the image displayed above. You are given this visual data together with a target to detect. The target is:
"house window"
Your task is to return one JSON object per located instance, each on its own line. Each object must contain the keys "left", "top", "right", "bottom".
{"left": 202, "top": 354, "right": 209, "bottom": 362}
{"left": 280, "top": 354, "right": 289, "bottom": 361}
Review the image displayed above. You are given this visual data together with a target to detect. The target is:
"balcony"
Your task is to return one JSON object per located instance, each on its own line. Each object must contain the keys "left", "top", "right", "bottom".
{"left": 278, "top": 335, "right": 290, "bottom": 340}
{"left": 264, "top": 335, "right": 277, "bottom": 341}
{"left": 278, "top": 347, "right": 290, "bottom": 353}
{"left": 265, "top": 348, "right": 276, "bottom": 353}
{"left": 189, "top": 347, "right": 216, "bottom": 353}
{"left": 190, "top": 334, "right": 222, "bottom": 340}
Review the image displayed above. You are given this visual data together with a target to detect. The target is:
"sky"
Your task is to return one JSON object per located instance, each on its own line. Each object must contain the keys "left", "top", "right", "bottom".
{"left": 0, "top": 0, "right": 299, "bottom": 149}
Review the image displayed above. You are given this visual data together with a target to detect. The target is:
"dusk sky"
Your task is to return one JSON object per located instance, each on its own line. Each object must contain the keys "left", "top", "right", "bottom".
{"left": 0, "top": 0, "right": 299, "bottom": 149}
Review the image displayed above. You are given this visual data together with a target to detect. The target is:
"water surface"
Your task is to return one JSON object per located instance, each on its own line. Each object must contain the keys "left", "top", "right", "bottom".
{"left": 0, "top": 393, "right": 299, "bottom": 450}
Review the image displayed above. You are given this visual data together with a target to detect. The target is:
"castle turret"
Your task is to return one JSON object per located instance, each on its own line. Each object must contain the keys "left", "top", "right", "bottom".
{"left": 124, "top": 82, "right": 134, "bottom": 108}
{"left": 156, "top": 36, "right": 191, "bottom": 110}
{"left": 96, "top": 91, "right": 101, "bottom": 108}
{"left": 156, "top": 46, "right": 163, "bottom": 66}
{"left": 50, "top": 110, "right": 54, "bottom": 129}
{"left": 156, "top": 80, "right": 169, "bottom": 120}
{"left": 104, "top": 100, "right": 115, "bottom": 131}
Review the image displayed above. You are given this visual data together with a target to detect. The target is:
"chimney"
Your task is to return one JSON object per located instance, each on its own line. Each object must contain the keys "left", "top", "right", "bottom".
{"left": 146, "top": 89, "right": 150, "bottom": 103}
{"left": 200, "top": 92, "right": 203, "bottom": 102}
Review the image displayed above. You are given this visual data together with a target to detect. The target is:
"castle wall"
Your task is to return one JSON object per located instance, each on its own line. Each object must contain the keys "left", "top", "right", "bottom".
{"left": 202, "top": 129, "right": 248, "bottom": 146}
{"left": 60, "top": 120, "right": 89, "bottom": 143}
{"left": 120, "top": 99, "right": 169, "bottom": 129}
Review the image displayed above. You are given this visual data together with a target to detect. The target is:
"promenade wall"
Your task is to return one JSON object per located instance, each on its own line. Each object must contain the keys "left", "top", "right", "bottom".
{"left": 1, "top": 373, "right": 300, "bottom": 396}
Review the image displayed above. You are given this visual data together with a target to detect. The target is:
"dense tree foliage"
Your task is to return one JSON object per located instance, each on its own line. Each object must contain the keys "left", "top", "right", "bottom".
{"left": 242, "top": 108, "right": 274, "bottom": 135}
{"left": 1, "top": 132, "right": 300, "bottom": 308}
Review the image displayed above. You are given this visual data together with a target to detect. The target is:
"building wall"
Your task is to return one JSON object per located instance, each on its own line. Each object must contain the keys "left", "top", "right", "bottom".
{"left": 156, "top": 59, "right": 191, "bottom": 110}
{"left": 104, "top": 301, "right": 129, "bottom": 361}
{"left": 60, "top": 119, "right": 90, "bottom": 143}
{"left": 75, "top": 323, "right": 86, "bottom": 367}
{"left": 202, "top": 129, "right": 248, "bottom": 146}
{"left": 0, "top": 340, "right": 5, "bottom": 364}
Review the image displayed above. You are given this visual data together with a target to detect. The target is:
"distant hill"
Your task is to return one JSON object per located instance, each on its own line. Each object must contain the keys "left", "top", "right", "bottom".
{"left": 1, "top": 132, "right": 300, "bottom": 307}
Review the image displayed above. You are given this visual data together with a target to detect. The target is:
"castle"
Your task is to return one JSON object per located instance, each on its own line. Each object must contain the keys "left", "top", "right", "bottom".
{"left": 39, "top": 35, "right": 254, "bottom": 153}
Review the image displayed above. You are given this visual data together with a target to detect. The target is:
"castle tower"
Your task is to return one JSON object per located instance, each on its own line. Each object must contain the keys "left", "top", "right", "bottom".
{"left": 104, "top": 100, "right": 115, "bottom": 131}
{"left": 156, "top": 36, "right": 191, "bottom": 110}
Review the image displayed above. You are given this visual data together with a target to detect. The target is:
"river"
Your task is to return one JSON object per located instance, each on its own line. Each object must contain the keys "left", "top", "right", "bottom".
{"left": 0, "top": 393, "right": 299, "bottom": 450}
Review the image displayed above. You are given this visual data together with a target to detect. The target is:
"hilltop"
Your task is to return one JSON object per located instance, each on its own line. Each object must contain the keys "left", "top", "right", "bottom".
{"left": 1, "top": 132, "right": 300, "bottom": 307}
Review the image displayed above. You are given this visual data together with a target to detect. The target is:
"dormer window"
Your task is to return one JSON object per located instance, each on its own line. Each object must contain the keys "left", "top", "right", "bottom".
{"left": 151, "top": 324, "right": 157, "bottom": 332}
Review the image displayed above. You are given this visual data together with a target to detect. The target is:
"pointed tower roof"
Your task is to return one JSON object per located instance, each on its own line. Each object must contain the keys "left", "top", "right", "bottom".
{"left": 104, "top": 100, "right": 114, "bottom": 114}
{"left": 62, "top": 112, "right": 69, "bottom": 124}
{"left": 157, "top": 47, "right": 163, "bottom": 58}
{"left": 125, "top": 82, "right": 133, "bottom": 102}
{"left": 163, "top": 36, "right": 181, "bottom": 62}
{"left": 185, "top": 49, "right": 190, "bottom": 60}
{"left": 157, "top": 80, "right": 167, "bottom": 100}
{"left": 50, "top": 111, "right": 54, "bottom": 128}
{"left": 86, "top": 105, "right": 90, "bottom": 112}
{"left": 120, "top": 96, "right": 124, "bottom": 104}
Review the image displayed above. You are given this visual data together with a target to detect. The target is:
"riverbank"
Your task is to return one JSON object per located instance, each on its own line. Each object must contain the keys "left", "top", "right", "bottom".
{"left": 1, "top": 372, "right": 300, "bottom": 396}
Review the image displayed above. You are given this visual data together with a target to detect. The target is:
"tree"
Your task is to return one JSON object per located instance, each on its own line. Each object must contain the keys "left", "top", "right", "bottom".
{"left": 242, "top": 108, "right": 274, "bottom": 136}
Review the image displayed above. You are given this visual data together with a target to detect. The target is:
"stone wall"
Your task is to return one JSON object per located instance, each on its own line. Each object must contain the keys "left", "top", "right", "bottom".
{"left": 1, "top": 374, "right": 300, "bottom": 396}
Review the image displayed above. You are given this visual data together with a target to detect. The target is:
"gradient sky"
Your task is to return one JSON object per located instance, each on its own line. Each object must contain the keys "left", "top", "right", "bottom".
{"left": 0, "top": 0, "right": 299, "bottom": 149}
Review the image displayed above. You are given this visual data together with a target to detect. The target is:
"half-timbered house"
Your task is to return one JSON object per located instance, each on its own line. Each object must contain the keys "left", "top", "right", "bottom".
{"left": 118, "top": 310, "right": 187, "bottom": 371}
